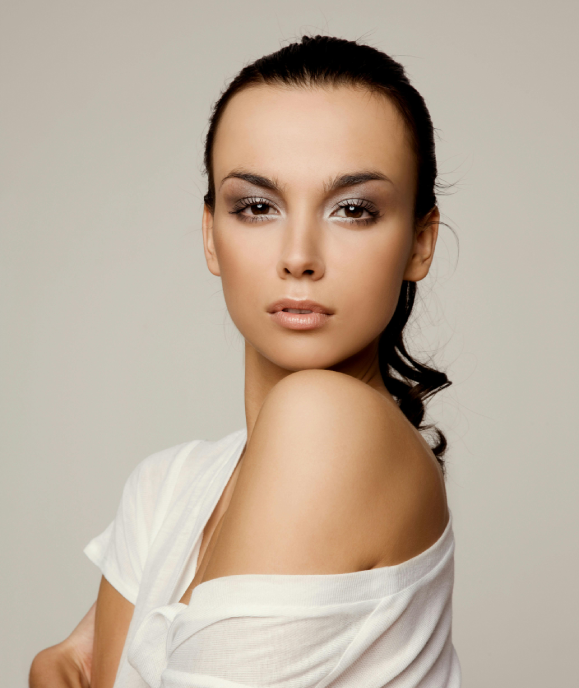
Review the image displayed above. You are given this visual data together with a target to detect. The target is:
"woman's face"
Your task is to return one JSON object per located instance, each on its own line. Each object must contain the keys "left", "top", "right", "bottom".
{"left": 202, "top": 84, "right": 439, "bottom": 375}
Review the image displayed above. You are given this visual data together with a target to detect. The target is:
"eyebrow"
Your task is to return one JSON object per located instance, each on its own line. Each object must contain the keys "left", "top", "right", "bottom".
{"left": 220, "top": 171, "right": 281, "bottom": 192}
{"left": 219, "top": 170, "right": 393, "bottom": 194}
{"left": 324, "top": 172, "right": 393, "bottom": 193}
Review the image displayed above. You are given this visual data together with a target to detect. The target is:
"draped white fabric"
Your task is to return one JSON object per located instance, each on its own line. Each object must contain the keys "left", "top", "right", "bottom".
{"left": 127, "top": 517, "right": 460, "bottom": 688}
{"left": 84, "top": 429, "right": 461, "bottom": 688}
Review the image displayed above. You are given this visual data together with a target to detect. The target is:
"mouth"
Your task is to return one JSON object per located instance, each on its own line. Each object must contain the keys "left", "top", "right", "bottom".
{"left": 267, "top": 298, "right": 334, "bottom": 331}
{"left": 267, "top": 298, "right": 334, "bottom": 315}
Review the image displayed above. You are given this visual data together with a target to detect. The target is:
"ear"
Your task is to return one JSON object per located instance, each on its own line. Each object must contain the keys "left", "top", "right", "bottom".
{"left": 402, "top": 206, "right": 440, "bottom": 282}
{"left": 202, "top": 204, "right": 221, "bottom": 277}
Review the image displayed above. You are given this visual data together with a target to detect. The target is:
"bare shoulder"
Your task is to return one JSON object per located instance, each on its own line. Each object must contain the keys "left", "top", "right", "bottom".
{"left": 207, "top": 370, "right": 449, "bottom": 580}
{"left": 260, "top": 369, "right": 446, "bottom": 484}
{"left": 247, "top": 370, "right": 396, "bottom": 498}
{"left": 257, "top": 369, "right": 397, "bottom": 450}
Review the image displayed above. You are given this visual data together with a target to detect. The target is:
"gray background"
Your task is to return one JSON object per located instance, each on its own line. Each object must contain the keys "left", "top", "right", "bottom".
{"left": 2, "top": 1, "right": 577, "bottom": 685}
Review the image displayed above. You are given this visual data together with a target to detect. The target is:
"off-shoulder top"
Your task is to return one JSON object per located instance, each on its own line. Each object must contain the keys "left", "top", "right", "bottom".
{"left": 84, "top": 428, "right": 461, "bottom": 687}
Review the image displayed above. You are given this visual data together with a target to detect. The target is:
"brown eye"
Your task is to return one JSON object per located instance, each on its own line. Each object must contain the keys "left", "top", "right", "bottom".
{"left": 250, "top": 203, "right": 270, "bottom": 215}
{"left": 333, "top": 200, "right": 379, "bottom": 224}
{"left": 230, "top": 197, "right": 279, "bottom": 223}
{"left": 343, "top": 205, "right": 364, "bottom": 218}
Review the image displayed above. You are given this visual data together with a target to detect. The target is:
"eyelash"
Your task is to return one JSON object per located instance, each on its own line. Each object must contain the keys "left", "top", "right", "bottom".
{"left": 229, "top": 197, "right": 274, "bottom": 223}
{"left": 229, "top": 197, "right": 381, "bottom": 226}
{"left": 335, "top": 199, "right": 380, "bottom": 225}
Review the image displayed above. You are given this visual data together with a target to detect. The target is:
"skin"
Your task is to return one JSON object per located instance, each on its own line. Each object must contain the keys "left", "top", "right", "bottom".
{"left": 208, "top": 84, "right": 436, "bottom": 429}
{"left": 30, "top": 83, "right": 447, "bottom": 687}
{"left": 29, "top": 603, "right": 95, "bottom": 687}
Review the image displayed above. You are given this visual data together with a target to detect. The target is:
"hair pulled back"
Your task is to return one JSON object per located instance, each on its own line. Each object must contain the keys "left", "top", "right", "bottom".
{"left": 202, "top": 35, "right": 452, "bottom": 471}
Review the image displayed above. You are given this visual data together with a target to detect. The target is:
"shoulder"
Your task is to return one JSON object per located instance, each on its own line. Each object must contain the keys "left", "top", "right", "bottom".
{"left": 254, "top": 369, "right": 428, "bottom": 482}
{"left": 127, "top": 439, "right": 201, "bottom": 493}
{"left": 118, "top": 439, "right": 203, "bottom": 535}
{"left": 257, "top": 369, "right": 392, "bottom": 447}
{"left": 243, "top": 370, "right": 448, "bottom": 569}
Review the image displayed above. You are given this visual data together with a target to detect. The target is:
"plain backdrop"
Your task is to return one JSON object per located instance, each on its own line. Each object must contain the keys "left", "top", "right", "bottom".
{"left": 1, "top": 1, "right": 577, "bottom": 685}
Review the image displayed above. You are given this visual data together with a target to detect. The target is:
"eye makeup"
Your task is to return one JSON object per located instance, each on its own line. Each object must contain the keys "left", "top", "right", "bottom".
{"left": 229, "top": 196, "right": 280, "bottom": 223}
{"left": 333, "top": 199, "right": 381, "bottom": 226}
{"left": 228, "top": 196, "right": 382, "bottom": 226}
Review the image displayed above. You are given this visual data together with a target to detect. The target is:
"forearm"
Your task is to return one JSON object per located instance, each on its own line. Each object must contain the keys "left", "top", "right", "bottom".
{"left": 29, "top": 643, "right": 89, "bottom": 688}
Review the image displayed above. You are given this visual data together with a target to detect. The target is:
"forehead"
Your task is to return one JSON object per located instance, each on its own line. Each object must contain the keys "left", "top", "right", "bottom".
{"left": 212, "top": 84, "right": 416, "bottom": 196}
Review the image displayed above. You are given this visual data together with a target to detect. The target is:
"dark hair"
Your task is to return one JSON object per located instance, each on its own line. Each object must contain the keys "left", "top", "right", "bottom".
{"left": 202, "top": 35, "right": 452, "bottom": 472}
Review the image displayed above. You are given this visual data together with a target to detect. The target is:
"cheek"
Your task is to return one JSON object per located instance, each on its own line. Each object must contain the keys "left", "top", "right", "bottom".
{"left": 334, "top": 230, "right": 412, "bottom": 334}
{"left": 214, "top": 230, "right": 272, "bottom": 323}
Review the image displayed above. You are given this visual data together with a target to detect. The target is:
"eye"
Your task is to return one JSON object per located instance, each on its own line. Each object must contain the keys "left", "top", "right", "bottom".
{"left": 229, "top": 197, "right": 279, "bottom": 223}
{"left": 333, "top": 200, "right": 380, "bottom": 225}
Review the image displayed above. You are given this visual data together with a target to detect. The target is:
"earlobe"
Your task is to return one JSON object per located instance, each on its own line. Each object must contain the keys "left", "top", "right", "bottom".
{"left": 202, "top": 205, "right": 221, "bottom": 277}
{"left": 402, "top": 207, "right": 440, "bottom": 282}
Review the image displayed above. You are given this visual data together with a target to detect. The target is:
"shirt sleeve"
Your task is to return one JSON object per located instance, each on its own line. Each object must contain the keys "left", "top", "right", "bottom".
{"left": 83, "top": 443, "right": 193, "bottom": 604}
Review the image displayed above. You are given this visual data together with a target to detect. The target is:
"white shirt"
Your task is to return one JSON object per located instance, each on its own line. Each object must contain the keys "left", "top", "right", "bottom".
{"left": 84, "top": 427, "right": 461, "bottom": 687}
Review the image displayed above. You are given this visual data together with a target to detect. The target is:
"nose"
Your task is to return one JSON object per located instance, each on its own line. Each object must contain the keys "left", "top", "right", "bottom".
{"left": 276, "top": 217, "right": 325, "bottom": 281}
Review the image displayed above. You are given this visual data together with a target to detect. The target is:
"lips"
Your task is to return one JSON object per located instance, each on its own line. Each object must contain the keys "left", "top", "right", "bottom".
{"left": 267, "top": 298, "right": 334, "bottom": 315}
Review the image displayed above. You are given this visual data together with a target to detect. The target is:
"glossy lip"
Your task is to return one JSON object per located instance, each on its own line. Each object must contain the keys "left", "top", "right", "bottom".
{"left": 266, "top": 298, "right": 334, "bottom": 315}
{"left": 267, "top": 298, "right": 334, "bottom": 331}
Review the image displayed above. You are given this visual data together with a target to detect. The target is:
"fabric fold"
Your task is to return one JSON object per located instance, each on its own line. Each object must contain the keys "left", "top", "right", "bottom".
{"left": 128, "top": 603, "right": 188, "bottom": 688}
{"left": 127, "top": 515, "right": 460, "bottom": 688}
{"left": 83, "top": 428, "right": 460, "bottom": 687}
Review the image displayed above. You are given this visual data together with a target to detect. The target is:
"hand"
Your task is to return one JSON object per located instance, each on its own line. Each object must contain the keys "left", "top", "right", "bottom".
{"left": 29, "top": 602, "right": 95, "bottom": 688}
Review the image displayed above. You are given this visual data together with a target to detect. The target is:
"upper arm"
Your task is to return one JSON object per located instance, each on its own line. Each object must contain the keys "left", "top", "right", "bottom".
{"left": 91, "top": 576, "right": 135, "bottom": 688}
{"left": 200, "top": 370, "right": 448, "bottom": 585}
{"left": 84, "top": 442, "right": 192, "bottom": 607}
{"left": 83, "top": 443, "right": 195, "bottom": 686}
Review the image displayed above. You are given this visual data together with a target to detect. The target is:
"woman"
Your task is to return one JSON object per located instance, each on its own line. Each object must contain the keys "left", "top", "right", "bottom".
{"left": 30, "top": 35, "right": 460, "bottom": 688}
